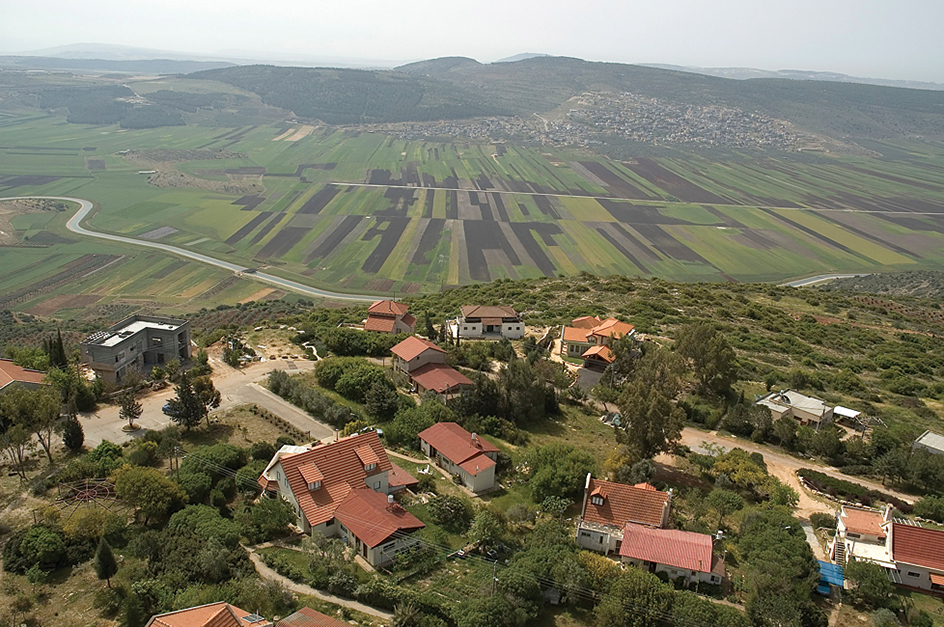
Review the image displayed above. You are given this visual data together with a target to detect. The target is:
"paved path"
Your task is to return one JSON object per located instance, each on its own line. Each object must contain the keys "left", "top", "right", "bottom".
{"left": 0, "top": 196, "right": 376, "bottom": 302}
{"left": 245, "top": 549, "right": 393, "bottom": 620}
{"left": 239, "top": 382, "right": 335, "bottom": 441}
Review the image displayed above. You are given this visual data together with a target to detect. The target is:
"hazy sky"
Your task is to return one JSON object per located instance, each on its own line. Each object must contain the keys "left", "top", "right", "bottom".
{"left": 3, "top": 0, "right": 944, "bottom": 81}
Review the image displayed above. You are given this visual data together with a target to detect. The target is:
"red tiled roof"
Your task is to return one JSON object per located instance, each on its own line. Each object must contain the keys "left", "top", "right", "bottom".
{"left": 410, "top": 363, "right": 473, "bottom": 393}
{"left": 418, "top": 422, "right": 499, "bottom": 468}
{"left": 619, "top": 523, "right": 713, "bottom": 573}
{"left": 841, "top": 507, "right": 885, "bottom": 538}
{"left": 391, "top": 336, "right": 446, "bottom": 361}
{"left": 572, "top": 316, "right": 603, "bottom": 329}
{"left": 562, "top": 326, "right": 591, "bottom": 343}
{"left": 334, "top": 488, "right": 425, "bottom": 548}
{"left": 460, "top": 305, "right": 519, "bottom": 319}
{"left": 458, "top": 452, "right": 496, "bottom": 477}
{"left": 892, "top": 523, "right": 944, "bottom": 572}
{"left": 364, "top": 316, "right": 395, "bottom": 333}
{"left": 634, "top": 483, "right": 658, "bottom": 491}
{"left": 400, "top": 313, "right": 416, "bottom": 329}
{"left": 267, "top": 431, "right": 392, "bottom": 528}
{"left": 368, "top": 300, "right": 409, "bottom": 316}
{"left": 582, "top": 345, "right": 615, "bottom": 363}
{"left": 258, "top": 476, "right": 279, "bottom": 492}
{"left": 582, "top": 477, "right": 669, "bottom": 528}
{"left": 388, "top": 463, "right": 419, "bottom": 490}
{"left": 147, "top": 602, "right": 260, "bottom": 627}
{"left": 298, "top": 462, "right": 323, "bottom": 486}
{"left": 0, "top": 358, "right": 46, "bottom": 391}
{"left": 590, "top": 318, "right": 634, "bottom": 339}
{"left": 276, "top": 607, "right": 350, "bottom": 627}
{"left": 354, "top": 445, "right": 380, "bottom": 467}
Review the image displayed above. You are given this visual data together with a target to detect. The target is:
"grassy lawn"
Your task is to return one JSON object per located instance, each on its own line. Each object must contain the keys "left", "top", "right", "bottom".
{"left": 525, "top": 404, "right": 616, "bottom": 466}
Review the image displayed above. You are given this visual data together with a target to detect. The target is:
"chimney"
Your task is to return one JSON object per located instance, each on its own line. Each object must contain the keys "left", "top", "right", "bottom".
{"left": 334, "top": 430, "right": 340, "bottom": 442}
{"left": 471, "top": 432, "right": 478, "bottom": 447}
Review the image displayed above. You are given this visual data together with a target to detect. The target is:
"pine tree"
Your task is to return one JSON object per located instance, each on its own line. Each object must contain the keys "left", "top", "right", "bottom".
{"left": 122, "top": 593, "right": 146, "bottom": 627}
{"left": 95, "top": 538, "right": 118, "bottom": 588}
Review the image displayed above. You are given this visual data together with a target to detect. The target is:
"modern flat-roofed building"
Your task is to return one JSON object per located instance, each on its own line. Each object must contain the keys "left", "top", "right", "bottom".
{"left": 756, "top": 389, "right": 833, "bottom": 428}
{"left": 914, "top": 430, "right": 944, "bottom": 456}
{"left": 81, "top": 315, "right": 191, "bottom": 383}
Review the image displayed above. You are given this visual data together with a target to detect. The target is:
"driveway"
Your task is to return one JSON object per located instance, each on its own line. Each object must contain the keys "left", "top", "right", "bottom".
{"left": 78, "top": 358, "right": 328, "bottom": 447}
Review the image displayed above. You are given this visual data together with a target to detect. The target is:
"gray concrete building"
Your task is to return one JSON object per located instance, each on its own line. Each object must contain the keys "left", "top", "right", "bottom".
{"left": 81, "top": 315, "right": 191, "bottom": 383}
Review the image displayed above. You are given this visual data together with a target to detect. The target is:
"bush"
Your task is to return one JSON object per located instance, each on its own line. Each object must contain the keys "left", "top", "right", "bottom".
{"left": 250, "top": 441, "right": 276, "bottom": 461}
{"left": 427, "top": 494, "right": 474, "bottom": 532}
{"left": 798, "top": 469, "right": 913, "bottom": 513}
{"left": 809, "top": 513, "right": 837, "bottom": 530}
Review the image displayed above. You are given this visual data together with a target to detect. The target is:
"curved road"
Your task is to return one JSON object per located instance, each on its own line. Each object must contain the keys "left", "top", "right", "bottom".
{"left": 780, "top": 273, "right": 869, "bottom": 288}
{"left": 1, "top": 196, "right": 375, "bottom": 302}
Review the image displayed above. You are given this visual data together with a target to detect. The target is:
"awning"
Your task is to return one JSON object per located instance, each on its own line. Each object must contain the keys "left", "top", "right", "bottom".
{"left": 834, "top": 406, "right": 861, "bottom": 419}
{"left": 931, "top": 573, "right": 944, "bottom": 586}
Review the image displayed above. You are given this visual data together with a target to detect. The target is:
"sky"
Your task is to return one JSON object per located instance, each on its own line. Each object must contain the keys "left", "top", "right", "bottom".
{"left": 3, "top": 0, "right": 944, "bottom": 82}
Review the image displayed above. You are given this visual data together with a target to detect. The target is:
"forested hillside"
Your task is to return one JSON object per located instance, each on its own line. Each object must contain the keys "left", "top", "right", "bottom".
{"left": 188, "top": 65, "right": 511, "bottom": 124}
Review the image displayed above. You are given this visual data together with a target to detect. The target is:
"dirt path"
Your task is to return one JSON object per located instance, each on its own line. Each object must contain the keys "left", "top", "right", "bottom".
{"left": 245, "top": 549, "right": 393, "bottom": 620}
{"left": 680, "top": 428, "right": 917, "bottom": 519}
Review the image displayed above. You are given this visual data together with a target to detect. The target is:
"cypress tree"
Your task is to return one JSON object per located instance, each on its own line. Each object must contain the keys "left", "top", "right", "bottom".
{"left": 61, "top": 417, "right": 84, "bottom": 452}
{"left": 94, "top": 538, "right": 118, "bottom": 588}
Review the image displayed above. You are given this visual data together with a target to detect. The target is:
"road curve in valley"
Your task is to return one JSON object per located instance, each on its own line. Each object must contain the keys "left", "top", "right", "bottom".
{"left": 779, "top": 273, "right": 870, "bottom": 288}
{"left": 1, "top": 195, "right": 376, "bottom": 302}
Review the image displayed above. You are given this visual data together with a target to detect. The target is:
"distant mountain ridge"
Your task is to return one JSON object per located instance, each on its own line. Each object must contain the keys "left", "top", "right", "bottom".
{"left": 0, "top": 56, "right": 235, "bottom": 74}
{"left": 495, "top": 53, "right": 549, "bottom": 63}
{"left": 644, "top": 63, "right": 944, "bottom": 92}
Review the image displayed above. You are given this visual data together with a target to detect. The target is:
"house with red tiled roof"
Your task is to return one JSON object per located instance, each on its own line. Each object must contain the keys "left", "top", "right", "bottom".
{"left": 390, "top": 337, "right": 472, "bottom": 399}
{"left": 450, "top": 305, "right": 524, "bottom": 340}
{"left": 256, "top": 431, "right": 423, "bottom": 567}
{"left": 146, "top": 602, "right": 271, "bottom": 627}
{"left": 275, "top": 607, "right": 350, "bottom": 627}
{"left": 0, "top": 358, "right": 47, "bottom": 392}
{"left": 619, "top": 523, "right": 724, "bottom": 586}
{"left": 559, "top": 317, "right": 635, "bottom": 369}
{"left": 365, "top": 300, "right": 416, "bottom": 335}
{"left": 577, "top": 474, "right": 671, "bottom": 554}
{"left": 418, "top": 422, "right": 500, "bottom": 493}
{"left": 391, "top": 336, "right": 447, "bottom": 374}
{"left": 831, "top": 505, "right": 944, "bottom": 592}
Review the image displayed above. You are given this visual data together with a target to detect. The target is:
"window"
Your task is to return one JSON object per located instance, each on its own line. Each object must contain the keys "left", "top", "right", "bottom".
{"left": 591, "top": 495, "right": 604, "bottom": 506}
{"left": 847, "top": 532, "right": 860, "bottom": 538}
{"left": 151, "top": 337, "right": 162, "bottom": 347}
{"left": 908, "top": 572, "right": 920, "bottom": 578}
{"left": 308, "top": 480, "right": 321, "bottom": 491}
{"left": 326, "top": 519, "right": 334, "bottom": 527}
{"left": 365, "top": 463, "right": 377, "bottom": 472}
{"left": 580, "top": 531, "right": 591, "bottom": 538}
{"left": 373, "top": 481, "right": 381, "bottom": 489}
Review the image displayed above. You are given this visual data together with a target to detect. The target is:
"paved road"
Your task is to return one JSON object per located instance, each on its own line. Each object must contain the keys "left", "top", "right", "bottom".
{"left": 780, "top": 273, "right": 869, "bottom": 288}
{"left": 0, "top": 195, "right": 375, "bottom": 302}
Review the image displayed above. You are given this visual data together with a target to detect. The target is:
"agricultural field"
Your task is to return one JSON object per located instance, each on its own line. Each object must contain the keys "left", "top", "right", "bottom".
{"left": 3, "top": 107, "right": 944, "bottom": 315}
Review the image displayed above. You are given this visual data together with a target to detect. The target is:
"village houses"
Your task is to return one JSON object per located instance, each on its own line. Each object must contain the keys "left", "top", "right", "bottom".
{"left": 450, "top": 305, "right": 525, "bottom": 340}
{"left": 364, "top": 299, "right": 416, "bottom": 334}
{"left": 560, "top": 316, "right": 635, "bottom": 369}
{"left": 576, "top": 474, "right": 724, "bottom": 585}
{"left": 390, "top": 335, "right": 472, "bottom": 398}
{"left": 256, "top": 431, "right": 424, "bottom": 568}
{"left": 831, "top": 505, "right": 944, "bottom": 593}
{"left": 418, "top": 422, "right": 500, "bottom": 493}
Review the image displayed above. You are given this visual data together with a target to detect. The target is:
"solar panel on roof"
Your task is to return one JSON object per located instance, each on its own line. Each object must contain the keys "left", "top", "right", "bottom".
{"left": 242, "top": 614, "right": 266, "bottom": 623}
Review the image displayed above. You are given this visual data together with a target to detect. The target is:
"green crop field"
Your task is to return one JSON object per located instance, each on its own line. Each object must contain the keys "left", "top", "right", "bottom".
{"left": 3, "top": 108, "right": 944, "bottom": 317}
